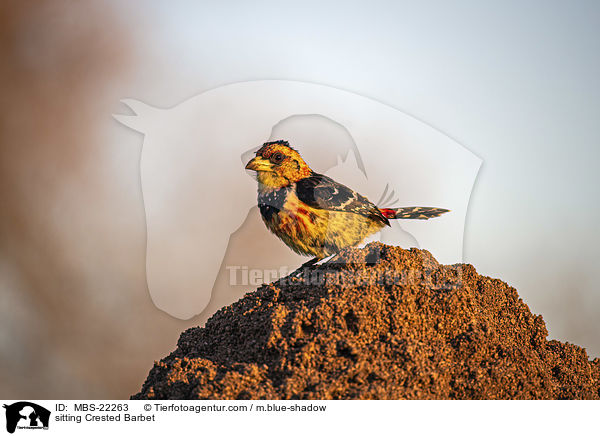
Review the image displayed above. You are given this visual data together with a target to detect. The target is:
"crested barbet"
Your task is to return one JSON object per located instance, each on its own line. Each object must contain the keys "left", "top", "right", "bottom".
{"left": 245, "top": 140, "right": 449, "bottom": 268}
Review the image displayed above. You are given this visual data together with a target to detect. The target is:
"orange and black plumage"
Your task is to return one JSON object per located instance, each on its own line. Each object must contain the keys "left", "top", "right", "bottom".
{"left": 245, "top": 140, "right": 449, "bottom": 264}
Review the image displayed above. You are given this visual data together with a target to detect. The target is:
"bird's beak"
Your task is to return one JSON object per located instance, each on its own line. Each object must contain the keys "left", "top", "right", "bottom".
{"left": 245, "top": 156, "right": 272, "bottom": 172}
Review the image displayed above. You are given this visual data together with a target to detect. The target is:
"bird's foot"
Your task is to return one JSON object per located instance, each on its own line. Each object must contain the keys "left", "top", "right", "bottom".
{"left": 289, "top": 257, "right": 321, "bottom": 278}
{"left": 315, "top": 254, "right": 337, "bottom": 266}
{"left": 289, "top": 254, "right": 342, "bottom": 280}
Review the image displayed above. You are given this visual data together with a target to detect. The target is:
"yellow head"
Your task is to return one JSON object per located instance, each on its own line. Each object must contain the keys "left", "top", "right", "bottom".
{"left": 245, "top": 140, "right": 312, "bottom": 189}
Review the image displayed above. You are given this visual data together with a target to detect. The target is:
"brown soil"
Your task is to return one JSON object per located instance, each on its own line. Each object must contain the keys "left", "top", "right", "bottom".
{"left": 132, "top": 243, "right": 600, "bottom": 399}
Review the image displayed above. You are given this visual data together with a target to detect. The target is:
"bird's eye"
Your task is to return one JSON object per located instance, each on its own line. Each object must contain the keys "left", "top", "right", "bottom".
{"left": 270, "top": 152, "right": 285, "bottom": 164}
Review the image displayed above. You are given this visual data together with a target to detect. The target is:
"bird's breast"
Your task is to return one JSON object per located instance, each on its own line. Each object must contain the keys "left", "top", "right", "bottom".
{"left": 258, "top": 187, "right": 320, "bottom": 237}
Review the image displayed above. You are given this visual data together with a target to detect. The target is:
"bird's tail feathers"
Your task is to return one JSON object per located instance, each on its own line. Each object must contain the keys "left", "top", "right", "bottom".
{"left": 379, "top": 207, "right": 449, "bottom": 220}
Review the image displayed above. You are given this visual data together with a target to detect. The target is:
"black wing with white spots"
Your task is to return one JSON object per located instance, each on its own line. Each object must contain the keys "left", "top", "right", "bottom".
{"left": 295, "top": 173, "right": 390, "bottom": 225}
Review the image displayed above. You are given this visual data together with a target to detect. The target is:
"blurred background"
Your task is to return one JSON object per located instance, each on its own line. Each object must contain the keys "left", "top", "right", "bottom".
{"left": 0, "top": 0, "right": 598, "bottom": 398}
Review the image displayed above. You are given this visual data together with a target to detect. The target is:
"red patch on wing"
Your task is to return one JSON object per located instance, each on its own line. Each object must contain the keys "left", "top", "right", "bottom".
{"left": 379, "top": 208, "right": 396, "bottom": 219}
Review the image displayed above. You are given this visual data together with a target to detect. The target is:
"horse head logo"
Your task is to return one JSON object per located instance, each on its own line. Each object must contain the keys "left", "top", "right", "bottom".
{"left": 114, "top": 80, "right": 481, "bottom": 319}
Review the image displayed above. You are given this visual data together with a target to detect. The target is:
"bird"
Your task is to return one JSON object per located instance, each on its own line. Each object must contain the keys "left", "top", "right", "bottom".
{"left": 244, "top": 140, "right": 449, "bottom": 270}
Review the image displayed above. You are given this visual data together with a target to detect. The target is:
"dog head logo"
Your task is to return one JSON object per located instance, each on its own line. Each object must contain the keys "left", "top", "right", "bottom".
{"left": 114, "top": 80, "right": 481, "bottom": 319}
{"left": 3, "top": 402, "right": 50, "bottom": 433}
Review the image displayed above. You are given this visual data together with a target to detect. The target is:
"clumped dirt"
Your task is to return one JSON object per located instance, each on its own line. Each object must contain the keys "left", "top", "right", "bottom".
{"left": 133, "top": 243, "right": 600, "bottom": 399}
